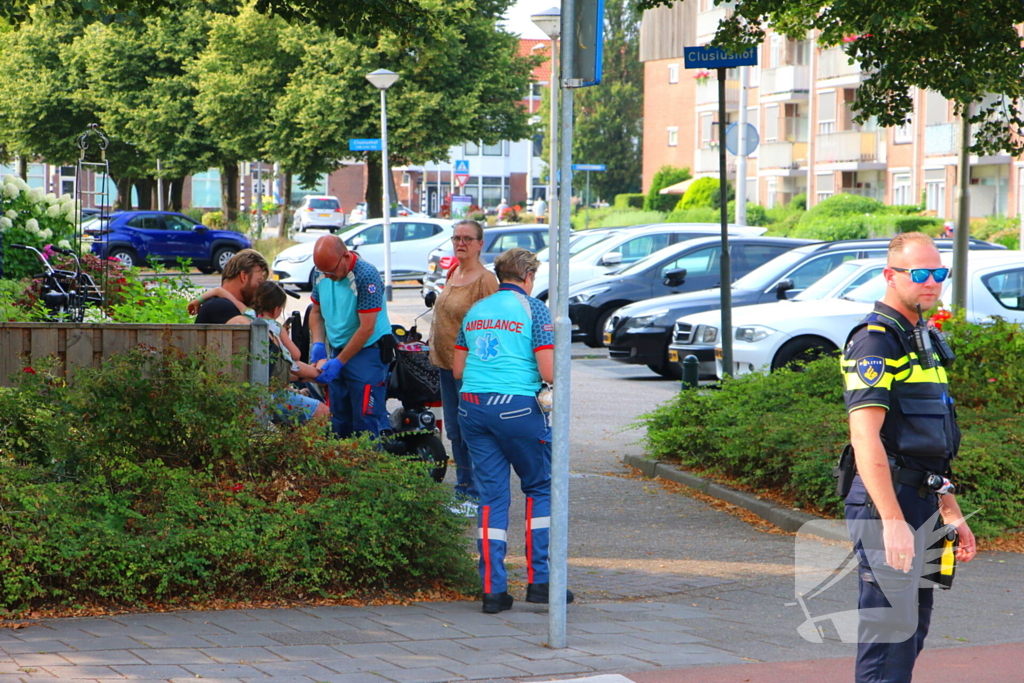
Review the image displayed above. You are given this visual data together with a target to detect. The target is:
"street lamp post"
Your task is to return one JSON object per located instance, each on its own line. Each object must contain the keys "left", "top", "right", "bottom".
{"left": 366, "top": 68, "right": 400, "bottom": 302}
{"left": 531, "top": 7, "right": 561, "bottom": 315}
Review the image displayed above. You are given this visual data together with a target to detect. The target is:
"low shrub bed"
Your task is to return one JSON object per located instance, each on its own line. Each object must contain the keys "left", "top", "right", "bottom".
{"left": 642, "top": 315, "right": 1024, "bottom": 539}
{"left": 0, "top": 348, "right": 476, "bottom": 614}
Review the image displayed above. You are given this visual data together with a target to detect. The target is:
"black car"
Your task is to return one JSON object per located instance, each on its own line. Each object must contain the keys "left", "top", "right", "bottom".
{"left": 420, "top": 224, "right": 550, "bottom": 298}
{"left": 568, "top": 236, "right": 815, "bottom": 357}
{"left": 605, "top": 237, "right": 1006, "bottom": 379}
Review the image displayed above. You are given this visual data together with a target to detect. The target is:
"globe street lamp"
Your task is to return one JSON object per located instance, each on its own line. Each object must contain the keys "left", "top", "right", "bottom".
{"left": 366, "top": 68, "right": 400, "bottom": 302}
{"left": 531, "top": 7, "right": 560, "bottom": 313}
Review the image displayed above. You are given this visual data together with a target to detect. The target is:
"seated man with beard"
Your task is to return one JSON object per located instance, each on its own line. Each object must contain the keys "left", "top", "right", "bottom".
{"left": 191, "top": 249, "right": 269, "bottom": 324}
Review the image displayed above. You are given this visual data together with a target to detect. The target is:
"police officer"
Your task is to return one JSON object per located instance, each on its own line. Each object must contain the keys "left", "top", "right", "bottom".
{"left": 309, "top": 235, "right": 393, "bottom": 438}
{"left": 841, "top": 232, "right": 976, "bottom": 683}
{"left": 453, "top": 248, "right": 574, "bottom": 614}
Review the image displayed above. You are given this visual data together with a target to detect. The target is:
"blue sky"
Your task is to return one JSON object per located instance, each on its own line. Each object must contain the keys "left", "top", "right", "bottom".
{"left": 502, "top": 0, "right": 560, "bottom": 39}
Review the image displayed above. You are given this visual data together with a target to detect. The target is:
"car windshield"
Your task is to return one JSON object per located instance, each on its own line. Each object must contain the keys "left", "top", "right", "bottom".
{"left": 617, "top": 242, "right": 694, "bottom": 276}
{"left": 732, "top": 249, "right": 810, "bottom": 291}
{"left": 80, "top": 216, "right": 110, "bottom": 232}
{"left": 535, "top": 232, "right": 613, "bottom": 262}
{"left": 842, "top": 275, "right": 889, "bottom": 303}
{"left": 335, "top": 221, "right": 369, "bottom": 236}
{"left": 794, "top": 261, "right": 862, "bottom": 301}
{"left": 309, "top": 198, "right": 339, "bottom": 210}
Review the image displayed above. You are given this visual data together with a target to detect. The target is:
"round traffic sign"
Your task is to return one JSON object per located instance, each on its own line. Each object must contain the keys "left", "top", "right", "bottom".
{"left": 725, "top": 123, "right": 759, "bottom": 157}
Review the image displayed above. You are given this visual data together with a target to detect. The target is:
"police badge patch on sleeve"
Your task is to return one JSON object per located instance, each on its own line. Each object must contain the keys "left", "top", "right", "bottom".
{"left": 856, "top": 356, "right": 885, "bottom": 387}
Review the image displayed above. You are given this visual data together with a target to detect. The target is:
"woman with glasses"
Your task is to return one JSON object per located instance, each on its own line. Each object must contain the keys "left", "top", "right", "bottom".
{"left": 453, "top": 248, "right": 573, "bottom": 614}
{"left": 428, "top": 219, "right": 498, "bottom": 514}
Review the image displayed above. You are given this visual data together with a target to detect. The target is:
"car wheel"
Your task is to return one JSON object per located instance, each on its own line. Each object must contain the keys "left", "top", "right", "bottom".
{"left": 584, "top": 308, "right": 616, "bottom": 349}
{"left": 771, "top": 337, "right": 838, "bottom": 371}
{"left": 108, "top": 247, "right": 138, "bottom": 269}
{"left": 213, "top": 247, "right": 238, "bottom": 273}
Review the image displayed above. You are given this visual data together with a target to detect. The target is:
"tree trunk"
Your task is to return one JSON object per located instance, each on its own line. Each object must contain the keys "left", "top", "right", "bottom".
{"left": 169, "top": 177, "right": 185, "bottom": 212}
{"left": 114, "top": 177, "right": 134, "bottom": 211}
{"left": 366, "top": 156, "right": 383, "bottom": 219}
{"left": 134, "top": 178, "right": 155, "bottom": 210}
{"left": 17, "top": 156, "right": 27, "bottom": 182}
{"left": 278, "top": 172, "right": 292, "bottom": 238}
{"left": 221, "top": 162, "right": 239, "bottom": 222}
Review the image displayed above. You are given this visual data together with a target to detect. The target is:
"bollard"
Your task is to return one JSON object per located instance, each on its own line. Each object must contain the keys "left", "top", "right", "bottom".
{"left": 681, "top": 354, "right": 699, "bottom": 390}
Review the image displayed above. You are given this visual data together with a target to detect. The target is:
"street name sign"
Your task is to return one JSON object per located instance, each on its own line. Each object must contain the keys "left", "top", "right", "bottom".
{"left": 683, "top": 46, "right": 758, "bottom": 70}
{"left": 571, "top": 164, "right": 606, "bottom": 172}
{"left": 349, "top": 138, "right": 382, "bottom": 152}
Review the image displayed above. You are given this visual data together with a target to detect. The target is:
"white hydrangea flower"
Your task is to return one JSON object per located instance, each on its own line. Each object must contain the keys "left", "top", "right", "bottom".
{"left": 1, "top": 175, "right": 14, "bottom": 186}
{"left": 0, "top": 217, "right": 11, "bottom": 231}
{"left": 46, "top": 204, "right": 62, "bottom": 218}
{"left": 57, "top": 239, "right": 72, "bottom": 250}
{"left": 13, "top": 177, "right": 29, "bottom": 192}
{"left": 44, "top": 192, "right": 58, "bottom": 204}
{"left": 2, "top": 183, "right": 18, "bottom": 199}
{"left": 39, "top": 228, "right": 52, "bottom": 240}
{"left": 28, "top": 187, "right": 45, "bottom": 203}
{"left": 4, "top": 209, "right": 16, "bottom": 220}
{"left": 25, "top": 218, "right": 39, "bottom": 232}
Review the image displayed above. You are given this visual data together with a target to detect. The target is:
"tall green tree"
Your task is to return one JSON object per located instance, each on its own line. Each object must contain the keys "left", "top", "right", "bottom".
{"left": 572, "top": 0, "right": 644, "bottom": 200}
{"left": 637, "top": 0, "right": 1024, "bottom": 155}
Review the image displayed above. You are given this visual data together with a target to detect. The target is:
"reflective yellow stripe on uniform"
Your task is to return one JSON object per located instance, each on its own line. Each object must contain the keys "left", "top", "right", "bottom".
{"left": 840, "top": 355, "right": 903, "bottom": 391}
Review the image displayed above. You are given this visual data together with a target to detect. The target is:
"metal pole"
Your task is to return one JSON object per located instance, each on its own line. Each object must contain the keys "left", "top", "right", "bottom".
{"left": 718, "top": 67, "right": 733, "bottom": 378}
{"left": 256, "top": 162, "right": 263, "bottom": 239}
{"left": 952, "top": 103, "right": 970, "bottom": 311}
{"left": 549, "top": 0, "right": 574, "bottom": 651}
{"left": 736, "top": 67, "right": 748, "bottom": 225}
{"left": 381, "top": 88, "right": 393, "bottom": 302}
{"left": 547, "top": 37, "right": 560, "bottom": 315}
{"left": 585, "top": 171, "right": 592, "bottom": 230}
{"left": 157, "top": 159, "right": 165, "bottom": 211}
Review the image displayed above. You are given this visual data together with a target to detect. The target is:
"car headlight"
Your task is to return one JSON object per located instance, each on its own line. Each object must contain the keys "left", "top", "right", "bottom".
{"left": 735, "top": 325, "right": 776, "bottom": 343}
{"left": 276, "top": 253, "right": 312, "bottom": 265}
{"left": 568, "top": 286, "right": 610, "bottom": 304}
{"left": 695, "top": 325, "right": 719, "bottom": 344}
{"left": 626, "top": 309, "right": 669, "bottom": 329}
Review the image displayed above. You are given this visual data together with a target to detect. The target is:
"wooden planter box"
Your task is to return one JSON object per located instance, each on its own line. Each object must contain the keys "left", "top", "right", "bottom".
{"left": 0, "top": 321, "right": 270, "bottom": 388}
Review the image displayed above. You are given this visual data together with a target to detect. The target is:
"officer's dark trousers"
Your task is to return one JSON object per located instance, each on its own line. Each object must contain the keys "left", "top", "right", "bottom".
{"left": 845, "top": 476, "right": 939, "bottom": 683}
{"left": 459, "top": 393, "right": 551, "bottom": 595}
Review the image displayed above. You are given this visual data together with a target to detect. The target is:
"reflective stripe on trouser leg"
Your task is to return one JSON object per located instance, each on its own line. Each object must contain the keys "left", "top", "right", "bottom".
{"left": 330, "top": 346, "right": 386, "bottom": 438}
{"left": 526, "top": 498, "right": 551, "bottom": 585}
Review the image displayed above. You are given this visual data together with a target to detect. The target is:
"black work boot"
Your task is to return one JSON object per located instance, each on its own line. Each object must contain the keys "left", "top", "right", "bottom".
{"left": 482, "top": 591, "right": 514, "bottom": 614}
{"left": 525, "top": 582, "right": 575, "bottom": 604}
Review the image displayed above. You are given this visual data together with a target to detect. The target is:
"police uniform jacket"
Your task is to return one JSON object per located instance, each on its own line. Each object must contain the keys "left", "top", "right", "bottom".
{"left": 841, "top": 301, "right": 961, "bottom": 475}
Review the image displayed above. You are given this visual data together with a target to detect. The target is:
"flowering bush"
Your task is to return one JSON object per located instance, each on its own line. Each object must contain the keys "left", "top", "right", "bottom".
{"left": 0, "top": 174, "right": 79, "bottom": 280}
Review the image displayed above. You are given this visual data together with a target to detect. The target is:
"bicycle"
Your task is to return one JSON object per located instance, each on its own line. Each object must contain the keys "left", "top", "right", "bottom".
{"left": 10, "top": 244, "right": 105, "bottom": 322}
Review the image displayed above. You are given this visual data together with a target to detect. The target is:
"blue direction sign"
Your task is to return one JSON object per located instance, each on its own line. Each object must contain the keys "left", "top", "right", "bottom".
{"left": 349, "top": 138, "right": 382, "bottom": 152}
{"left": 683, "top": 46, "right": 758, "bottom": 70}
{"left": 571, "top": 164, "right": 606, "bottom": 172}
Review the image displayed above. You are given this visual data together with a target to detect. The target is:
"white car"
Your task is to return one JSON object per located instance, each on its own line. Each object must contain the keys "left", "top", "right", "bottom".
{"left": 708, "top": 250, "right": 1024, "bottom": 377}
{"left": 293, "top": 195, "right": 346, "bottom": 232}
{"left": 272, "top": 218, "right": 455, "bottom": 289}
{"left": 531, "top": 224, "right": 768, "bottom": 300}
{"left": 349, "top": 202, "right": 421, "bottom": 224}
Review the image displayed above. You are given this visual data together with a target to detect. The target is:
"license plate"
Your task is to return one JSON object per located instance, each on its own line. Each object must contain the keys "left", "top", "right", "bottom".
{"left": 715, "top": 347, "right": 723, "bottom": 360}
{"left": 603, "top": 333, "right": 611, "bottom": 345}
{"left": 428, "top": 263, "right": 437, "bottom": 272}
{"left": 272, "top": 274, "right": 280, "bottom": 281}
{"left": 668, "top": 349, "right": 678, "bottom": 363}
{"left": 318, "top": 213, "right": 331, "bottom": 218}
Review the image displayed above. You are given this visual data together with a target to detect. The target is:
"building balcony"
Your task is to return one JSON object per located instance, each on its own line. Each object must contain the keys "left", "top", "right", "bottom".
{"left": 815, "top": 131, "right": 884, "bottom": 165}
{"left": 818, "top": 48, "right": 865, "bottom": 81}
{"left": 925, "top": 123, "right": 956, "bottom": 156}
{"left": 695, "top": 79, "right": 740, "bottom": 107}
{"left": 759, "top": 142, "right": 808, "bottom": 171}
{"left": 696, "top": 4, "right": 732, "bottom": 44}
{"left": 839, "top": 187, "right": 885, "bottom": 202}
{"left": 760, "top": 66, "right": 810, "bottom": 100}
{"left": 696, "top": 146, "right": 736, "bottom": 175}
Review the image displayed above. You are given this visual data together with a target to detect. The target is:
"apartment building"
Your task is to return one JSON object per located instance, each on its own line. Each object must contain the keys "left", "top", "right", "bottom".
{"left": 640, "top": 2, "right": 1017, "bottom": 220}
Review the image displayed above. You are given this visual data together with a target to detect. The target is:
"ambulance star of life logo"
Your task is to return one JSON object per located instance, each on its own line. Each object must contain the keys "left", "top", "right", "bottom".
{"left": 366, "top": 284, "right": 377, "bottom": 294}
{"left": 856, "top": 356, "right": 884, "bottom": 387}
{"left": 475, "top": 332, "right": 500, "bottom": 361}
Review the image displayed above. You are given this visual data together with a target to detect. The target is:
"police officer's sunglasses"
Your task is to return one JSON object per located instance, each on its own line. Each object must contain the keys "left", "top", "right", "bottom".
{"left": 890, "top": 266, "right": 950, "bottom": 283}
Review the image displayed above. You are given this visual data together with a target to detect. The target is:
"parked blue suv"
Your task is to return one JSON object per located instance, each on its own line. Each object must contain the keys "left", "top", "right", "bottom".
{"left": 87, "top": 211, "right": 251, "bottom": 273}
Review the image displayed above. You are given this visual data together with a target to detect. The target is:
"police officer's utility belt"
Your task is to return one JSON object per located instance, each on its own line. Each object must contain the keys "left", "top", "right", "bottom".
{"left": 833, "top": 445, "right": 950, "bottom": 499}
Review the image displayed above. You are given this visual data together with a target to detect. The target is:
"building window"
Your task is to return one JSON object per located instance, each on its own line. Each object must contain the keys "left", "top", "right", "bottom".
{"left": 464, "top": 141, "right": 480, "bottom": 155}
{"left": 816, "top": 173, "right": 835, "bottom": 203}
{"left": 925, "top": 169, "right": 946, "bottom": 216}
{"left": 667, "top": 127, "right": 678, "bottom": 147}
{"left": 766, "top": 177, "right": 778, "bottom": 209}
{"left": 818, "top": 91, "right": 836, "bottom": 135}
{"left": 764, "top": 104, "right": 780, "bottom": 143}
{"left": 192, "top": 169, "right": 222, "bottom": 209}
{"left": 770, "top": 35, "right": 784, "bottom": 69}
{"left": 892, "top": 173, "right": 912, "bottom": 205}
{"left": 894, "top": 116, "right": 913, "bottom": 144}
{"left": 26, "top": 163, "right": 46, "bottom": 190}
{"left": 482, "top": 142, "right": 503, "bottom": 156}
{"left": 93, "top": 172, "right": 118, "bottom": 208}
{"left": 481, "top": 176, "right": 507, "bottom": 208}
{"left": 700, "top": 113, "right": 715, "bottom": 148}
{"left": 290, "top": 173, "right": 328, "bottom": 203}
{"left": 401, "top": 172, "right": 411, "bottom": 186}
{"left": 668, "top": 63, "right": 679, "bottom": 84}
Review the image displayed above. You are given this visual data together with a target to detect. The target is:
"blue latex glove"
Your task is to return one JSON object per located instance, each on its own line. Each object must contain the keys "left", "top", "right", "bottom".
{"left": 309, "top": 342, "right": 328, "bottom": 364}
{"left": 315, "top": 358, "right": 344, "bottom": 384}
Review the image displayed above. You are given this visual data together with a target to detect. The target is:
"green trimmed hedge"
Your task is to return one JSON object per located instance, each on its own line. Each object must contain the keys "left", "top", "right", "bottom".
{"left": 642, "top": 315, "right": 1024, "bottom": 538}
{"left": 0, "top": 348, "right": 476, "bottom": 612}
{"left": 614, "top": 193, "right": 645, "bottom": 210}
